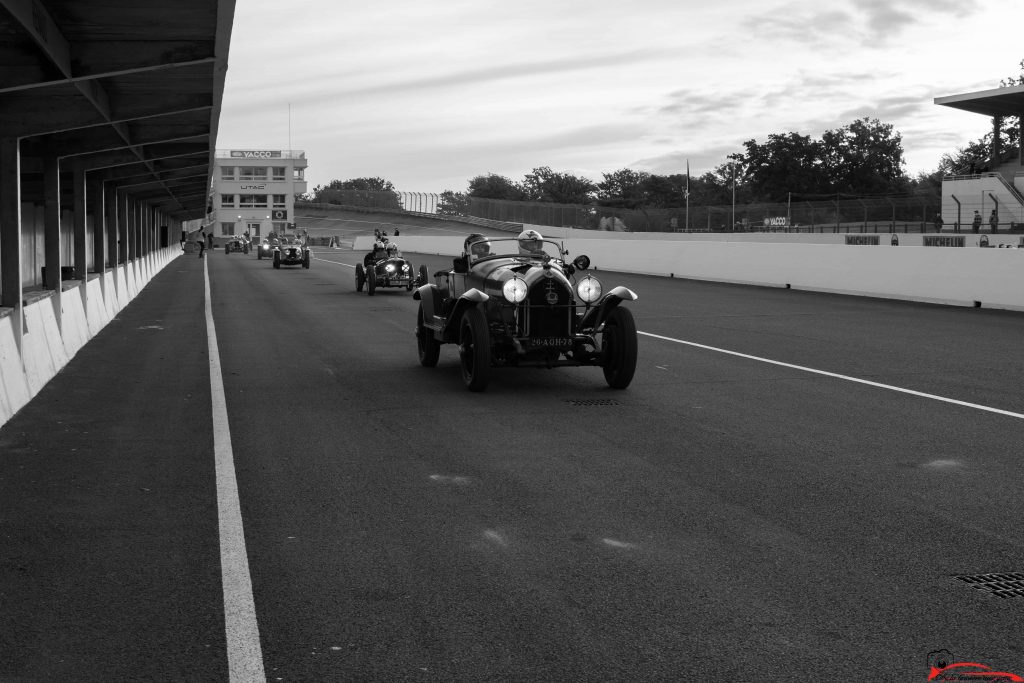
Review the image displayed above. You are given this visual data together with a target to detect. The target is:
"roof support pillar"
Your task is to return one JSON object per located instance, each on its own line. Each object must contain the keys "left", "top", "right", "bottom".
{"left": 0, "top": 137, "right": 24, "bottom": 352}
{"left": 992, "top": 116, "right": 1003, "bottom": 165}
{"left": 89, "top": 173, "right": 105, "bottom": 275}
{"left": 73, "top": 162, "right": 87, "bottom": 280}
{"left": 42, "top": 150, "right": 62, "bottom": 293}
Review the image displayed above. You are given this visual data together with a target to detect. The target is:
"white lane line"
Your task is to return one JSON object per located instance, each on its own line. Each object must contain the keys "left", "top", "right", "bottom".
{"left": 204, "top": 257, "right": 266, "bottom": 681}
{"left": 638, "top": 330, "right": 1024, "bottom": 421}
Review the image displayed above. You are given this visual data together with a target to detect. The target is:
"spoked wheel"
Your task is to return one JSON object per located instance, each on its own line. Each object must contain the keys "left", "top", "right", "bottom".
{"left": 367, "top": 270, "right": 376, "bottom": 296}
{"left": 416, "top": 303, "right": 440, "bottom": 367}
{"left": 459, "top": 306, "right": 491, "bottom": 392}
{"left": 601, "top": 306, "right": 638, "bottom": 389}
{"left": 355, "top": 264, "right": 366, "bottom": 291}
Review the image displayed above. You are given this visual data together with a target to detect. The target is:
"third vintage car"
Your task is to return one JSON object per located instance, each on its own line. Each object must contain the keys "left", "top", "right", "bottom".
{"left": 355, "top": 240, "right": 416, "bottom": 295}
{"left": 413, "top": 230, "right": 638, "bottom": 392}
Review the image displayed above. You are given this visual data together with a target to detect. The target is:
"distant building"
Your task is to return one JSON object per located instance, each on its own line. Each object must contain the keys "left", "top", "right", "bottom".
{"left": 209, "top": 149, "right": 308, "bottom": 243}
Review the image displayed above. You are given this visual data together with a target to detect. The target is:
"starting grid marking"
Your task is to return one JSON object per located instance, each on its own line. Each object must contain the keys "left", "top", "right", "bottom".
{"left": 638, "top": 331, "right": 1024, "bottom": 421}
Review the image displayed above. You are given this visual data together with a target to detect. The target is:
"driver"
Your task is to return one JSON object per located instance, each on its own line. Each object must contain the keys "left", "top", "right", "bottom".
{"left": 517, "top": 229, "right": 545, "bottom": 256}
{"left": 463, "top": 233, "right": 491, "bottom": 259}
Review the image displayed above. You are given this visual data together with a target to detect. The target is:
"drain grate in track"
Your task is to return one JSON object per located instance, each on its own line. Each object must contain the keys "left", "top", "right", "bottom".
{"left": 565, "top": 398, "right": 622, "bottom": 407}
{"left": 953, "top": 573, "right": 1024, "bottom": 599}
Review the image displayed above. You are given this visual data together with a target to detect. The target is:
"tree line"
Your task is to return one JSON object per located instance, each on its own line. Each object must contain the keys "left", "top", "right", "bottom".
{"left": 305, "top": 61, "right": 1023, "bottom": 214}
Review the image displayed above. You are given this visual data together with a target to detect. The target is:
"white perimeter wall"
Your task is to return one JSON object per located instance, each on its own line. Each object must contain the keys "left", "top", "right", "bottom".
{"left": 0, "top": 248, "right": 180, "bottom": 429}
{"left": 355, "top": 233, "right": 1024, "bottom": 311}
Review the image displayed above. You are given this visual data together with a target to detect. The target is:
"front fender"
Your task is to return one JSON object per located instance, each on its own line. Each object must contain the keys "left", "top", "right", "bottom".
{"left": 580, "top": 286, "right": 637, "bottom": 330}
{"left": 442, "top": 289, "right": 489, "bottom": 341}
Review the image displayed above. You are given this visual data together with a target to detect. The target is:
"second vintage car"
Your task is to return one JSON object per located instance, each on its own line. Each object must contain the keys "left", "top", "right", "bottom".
{"left": 272, "top": 235, "right": 310, "bottom": 269}
{"left": 413, "top": 230, "right": 638, "bottom": 391}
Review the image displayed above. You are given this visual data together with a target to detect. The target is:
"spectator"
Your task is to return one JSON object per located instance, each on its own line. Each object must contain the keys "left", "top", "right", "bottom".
{"left": 989, "top": 209, "right": 999, "bottom": 233}
{"left": 933, "top": 213, "right": 944, "bottom": 232}
{"left": 198, "top": 231, "right": 206, "bottom": 258}
{"left": 972, "top": 211, "right": 982, "bottom": 234}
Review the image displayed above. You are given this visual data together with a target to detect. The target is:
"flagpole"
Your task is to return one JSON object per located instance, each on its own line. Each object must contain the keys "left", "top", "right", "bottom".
{"left": 685, "top": 160, "right": 690, "bottom": 233}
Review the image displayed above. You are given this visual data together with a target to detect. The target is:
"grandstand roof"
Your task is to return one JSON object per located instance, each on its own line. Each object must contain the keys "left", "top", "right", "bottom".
{"left": 934, "top": 84, "right": 1024, "bottom": 118}
{"left": 0, "top": 1, "right": 234, "bottom": 220}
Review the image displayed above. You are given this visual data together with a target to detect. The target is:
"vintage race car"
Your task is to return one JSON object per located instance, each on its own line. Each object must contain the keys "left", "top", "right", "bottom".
{"left": 413, "top": 234, "right": 638, "bottom": 391}
{"left": 355, "top": 248, "right": 416, "bottom": 295}
{"left": 273, "top": 238, "right": 310, "bottom": 269}
{"left": 256, "top": 238, "right": 277, "bottom": 259}
{"left": 224, "top": 235, "right": 249, "bottom": 254}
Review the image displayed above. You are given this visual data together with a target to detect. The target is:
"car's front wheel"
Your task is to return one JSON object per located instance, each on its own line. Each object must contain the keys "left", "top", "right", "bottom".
{"left": 601, "top": 306, "right": 638, "bottom": 389}
{"left": 355, "top": 264, "right": 365, "bottom": 291}
{"left": 459, "top": 306, "right": 491, "bottom": 392}
{"left": 303, "top": 252, "right": 310, "bottom": 269}
{"left": 417, "top": 264, "right": 428, "bottom": 287}
{"left": 417, "top": 304, "right": 440, "bottom": 367}
{"left": 367, "top": 269, "right": 376, "bottom": 296}
{"left": 273, "top": 252, "right": 281, "bottom": 269}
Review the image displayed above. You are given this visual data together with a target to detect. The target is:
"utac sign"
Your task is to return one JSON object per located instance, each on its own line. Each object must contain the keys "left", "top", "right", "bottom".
{"left": 230, "top": 150, "right": 282, "bottom": 158}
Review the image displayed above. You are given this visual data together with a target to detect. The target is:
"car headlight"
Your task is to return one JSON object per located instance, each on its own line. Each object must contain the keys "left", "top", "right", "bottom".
{"left": 386, "top": 264, "right": 395, "bottom": 273}
{"left": 402, "top": 264, "right": 410, "bottom": 272}
{"left": 577, "top": 275, "right": 602, "bottom": 303}
{"left": 503, "top": 277, "right": 528, "bottom": 303}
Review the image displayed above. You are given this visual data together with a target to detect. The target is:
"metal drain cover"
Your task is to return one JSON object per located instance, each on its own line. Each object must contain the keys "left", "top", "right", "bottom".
{"left": 953, "top": 573, "right": 1024, "bottom": 599}
{"left": 565, "top": 398, "right": 622, "bottom": 406}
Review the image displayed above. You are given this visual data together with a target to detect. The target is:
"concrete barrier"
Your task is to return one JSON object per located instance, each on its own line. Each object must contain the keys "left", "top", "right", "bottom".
{"left": 0, "top": 248, "right": 180, "bottom": 429}
{"left": 364, "top": 234, "right": 1024, "bottom": 312}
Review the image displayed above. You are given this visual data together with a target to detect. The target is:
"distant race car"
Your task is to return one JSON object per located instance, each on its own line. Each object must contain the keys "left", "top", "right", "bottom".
{"left": 272, "top": 237, "right": 310, "bottom": 269}
{"left": 224, "top": 235, "right": 249, "bottom": 254}
{"left": 355, "top": 243, "right": 416, "bottom": 295}
{"left": 413, "top": 231, "right": 638, "bottom": 391}
{"left": 256, "top": 238, "right": 277, "bottom": 260}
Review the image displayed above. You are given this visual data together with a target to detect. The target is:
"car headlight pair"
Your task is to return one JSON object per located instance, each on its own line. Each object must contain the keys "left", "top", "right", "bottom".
{"left": 576, "top": 275, "right": 602, "bottom": 303}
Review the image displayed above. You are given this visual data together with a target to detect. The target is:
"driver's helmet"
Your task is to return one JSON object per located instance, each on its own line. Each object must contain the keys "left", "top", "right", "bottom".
{"left": 386, "top": 242, "right": 398, "bottom": 253}
{"left": 517, "top": 229, "right": 544, "bottom": 255}
{"left": 463, "top": 233, "right": 486, "bottom": 256}
{"left": 470, "top": 240, "right": 491, "bottom": 258}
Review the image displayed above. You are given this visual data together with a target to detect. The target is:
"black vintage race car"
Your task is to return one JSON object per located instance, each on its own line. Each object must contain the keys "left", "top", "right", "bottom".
{"left": 355, "top": 245, "right": 416, "bottom": 295}
{"left": 413, "top": 232, "right": 638, "bottom": 391}
{"left": 272, "top": 237, "right": 310, "bottom": 269}
{"left": 224, "top": 235, "right": 249, "bottom": 254}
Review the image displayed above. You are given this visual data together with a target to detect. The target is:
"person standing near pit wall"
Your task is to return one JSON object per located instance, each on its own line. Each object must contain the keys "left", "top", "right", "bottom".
{"left": 933, "top": 213, "right": 944, "bottom": 232}
{"left": 972, "top": 210, "right": 982, "bottom": 234}
{"left": 989, "top": 209, "right": 999, "bottom": 233}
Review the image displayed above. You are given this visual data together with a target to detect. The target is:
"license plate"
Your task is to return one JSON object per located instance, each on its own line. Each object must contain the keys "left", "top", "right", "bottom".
{"left": 529, "top": 337, "right": 574, "bottom": 348}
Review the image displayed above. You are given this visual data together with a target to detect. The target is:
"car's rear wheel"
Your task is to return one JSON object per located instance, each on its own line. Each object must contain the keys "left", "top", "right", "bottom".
{"left": 367, "top": 269, "right": 376, "bottom": 296}
{"left": 355, "top": 264, "right": 365, "bottom": 291}
{"left": 273, "top": 252, "right": 281, "bottom": 269}
{"left": 417, "top": 303, "right": 440, "bottom": 367}
{"left": 459, "top": 306, "right": 491, "bottom": 392}
{"left": 417, "top": 264, "right": 428, "bottom": 287}
{"left": 601, "top": 306, "right": 638, "bottom": 389}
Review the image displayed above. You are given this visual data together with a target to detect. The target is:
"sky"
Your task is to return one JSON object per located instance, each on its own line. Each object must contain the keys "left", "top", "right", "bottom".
{"left": 216, "top": 0, "right": 1023, "bottom": 195}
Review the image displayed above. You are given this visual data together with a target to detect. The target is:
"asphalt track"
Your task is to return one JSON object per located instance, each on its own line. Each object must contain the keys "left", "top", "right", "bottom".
{"left": 2, "top": 235, "right": 1023, "bottom": 681}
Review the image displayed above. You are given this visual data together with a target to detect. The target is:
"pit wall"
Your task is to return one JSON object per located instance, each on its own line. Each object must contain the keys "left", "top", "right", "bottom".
{"left": 0, "top": 248, "right": 180, "bottom": 429}
{"left": 354, "top": 234, "right": 1024, "bottom": 312}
